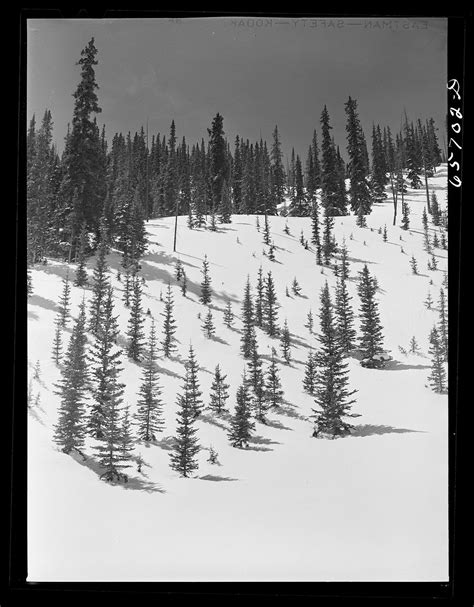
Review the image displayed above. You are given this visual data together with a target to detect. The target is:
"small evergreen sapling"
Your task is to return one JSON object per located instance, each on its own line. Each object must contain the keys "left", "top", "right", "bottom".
{"left": 428, "top": 327, "right": 447, "bottom": 393}
{"left": 424, "top": 291, "right": 433, "bottom": 310}
{"left": 223, "top": 300, "right": 234, "bottom": 328}
{"left": 303, "top": 349, "right": 317, "bottom": 395}
{"left": 53, "top": 298, "right": 89, "bottom": 455}
{"left": 52, "top": 316, "right": 63, "bottom": 365}
{"left": 410, "top": 255, "right": 418, "bottom": 275}
{"left": 280, "top": 319, "right": 292, "bottom": 364}
{"left": 169, "top": 391, "right": 200, "bottom": 478}
{"left": 357, "top": 265, "right": 385, "bottom": 364}
{"left": 438, "top": 288, "right": 448, "bottom": 362}
{"left": 135, "top": 319, "right": 164, "bottom": 442}
{"left": 409, "top": 336, "right": 419, "bottom": 354}
{"left": 240, "top": 277, "right": 255, "bottom": 359}
{"left": 127, "top": 277, "right": 145, "bottom": 361}
{"left": 200, "top": 254, "right": 212, "bottom": 305}
{"left": 161, "top": 284, "right": 178, "bottom": 357}
{"left": 207, "top": 445, "right": 219, "bottom": 465}
{"left": 291, "top": 277, "right": 302, "bottom": 296}
{"left": 180, "top": 271, "right": 187, "bottom": 297}
{"left": 311, "top": 282, "right": 358, "bottom": 438}
{"left": 58, "top": 272, "right": 72, "bottom": 328}
{"left": 175, "top": 258, "right": 184, "bottom": 281}
{"left": 305, "top": 309, "right": 314, "bottom": 334}
{"left": 265, "top": 348, "right": 283, "bottom": 408}
{"left": 202, "top": 307, "right": 216, "bottom": 339}
{"left": 264, "top": 271, "right": 279, "bottom": 337}
{"left": 382, "top": 225, "right": 388, "bottom": 242}
{"left": 185, "top": 345, "right": 203, "bottom": 418}
{"left": 228, "top": 373, "right": 255, "bottom": 449}
{"left": 209, "top": 365, "right": 230, "bottom": 415}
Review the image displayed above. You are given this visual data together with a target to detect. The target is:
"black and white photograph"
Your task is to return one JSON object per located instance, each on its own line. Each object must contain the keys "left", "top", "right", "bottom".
{"left": 24, "top": 15, "right": 452, "bottom": 583}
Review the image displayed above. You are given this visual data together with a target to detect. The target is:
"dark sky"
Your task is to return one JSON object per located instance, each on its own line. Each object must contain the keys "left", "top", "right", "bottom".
{"left": 27, "top": 17, "right": 447, "bottom": 161}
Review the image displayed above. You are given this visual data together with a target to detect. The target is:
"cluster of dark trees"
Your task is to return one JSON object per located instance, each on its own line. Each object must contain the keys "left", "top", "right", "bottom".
{"left": 27, "top": 38, "right": 444, "bottom": 278}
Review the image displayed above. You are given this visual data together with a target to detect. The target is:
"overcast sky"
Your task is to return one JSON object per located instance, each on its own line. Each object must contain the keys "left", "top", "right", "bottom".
{"left": 27, "top": 17, "right": 448, "bottom": 161}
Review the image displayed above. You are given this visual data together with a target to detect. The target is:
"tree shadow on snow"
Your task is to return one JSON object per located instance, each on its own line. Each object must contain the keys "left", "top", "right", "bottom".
{"left": 247, "top": 434, "right": 280, "bottom": 452}
{"left": 262, "top": 416, "right": 293, "bottom": 431}
{"left": 350, "top": 424, "right": 424, "bottom": 437}
{"left": 199, "top": 474, "right": 239, "bottom": 482}
{"left": 277, "top": 400, "right": 310, "bottom": 423}
{"left": 199, "top": 413, "right": 229, "bottom": 432}
{"left": 28, "top": 309, "right": 39, "bottom": 320}
{"left": 383, "top": 360, "right": 431, "bottom": 371}
{"left": 28, "top": 294, "right": 58, "bottom": 313}
{"left": 154, "top": 435, "right": 176, "bottom": 451}
{"left": 71, "top": 451, "right": 166, "bottom": 493}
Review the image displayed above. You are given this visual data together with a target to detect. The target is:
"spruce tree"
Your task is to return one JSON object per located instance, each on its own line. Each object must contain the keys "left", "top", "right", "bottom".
{"left": 58, "top": 272, "right": 72, "bottom": 328}
{"left": 265, "top": 347, "right": 284, "bottom": 408}
{"left": 53, "top": 298, "right": 89, "bottom": 454}
{"left": 401, "top": 201, "right": 410, "bottom": 230}
{"left": 74, "top": 223, "right": 89, "bottom": 287}
{"left": 200, "top": 254, "right": 212, "bottom": 305}
{"left": 263, "top": 271, "right": 279, "bottom": 337}
{"left": 169, "top": 389, "right": 200, "bottom": 478}
{"left": 431, "top": 191, "right": 441, "bottom": 226}
{"left": 410, "top": 255, "right": 418, "bottom": 275}
{"left": 228, "top": 372, "right": 255, "bottom": 448}
{"left": 202, "top": 307, "right": 216, "bottom": 339}
{"left": 312, "top": 282, "right": 357, "bottom": 437}
{"left": 305, "top": 309, "right": 314, "bottom": 334}
{"left": 223, "top": 300, "right": 234, "bottom": 328}
{"left": 52, "top": 315, "right": 63, "bottom": 365}
{"left": 339, "top": 239, "right": 350, "bottom": 280}
{"left": 135, "top": 319, "right": 164, "bottom": 441}
{"left": 88, "top": 285, "right": 125, "bottom": 443}
{"left": 357, "top": 265, "right": 385, "bottom": 364}
{"left": 218, "top": 179, "right": 232, "bottom": 223}
{"left": 303, "top": 349, "right": 317, "bottom": 395}
{"left": 247, "top": 332, "right": 267, "bottom": 422}
{"left": 322, "top": 211, "right": 335, "bottom": 264}
{"left": 127, "top": 277, "right": 145, "bottom": 361}
{"left": 241, "top": 277, "right": 255, "bottom": 359}
{"left": 209, "top": 364, "right": 230, "bottom": 415}
{"left": 280, "top": 319, "right": 292, "bottom": 364}
{"left": 438, "top": 288, "right": 448, "bottom": 362}
{"left": 335, "top": 276, "right": 356, "bottom": 354}
{"left": 424, "top": 291, "right": 433, "bottom": 310}
{"left": 175, "top": 258, "right": 184, "bottom": 281}
{"left": 255, "top": 266, "right": 265, "bottom": 328}
{"left": 291, "top": 277, "right": 302, "bottom": 296}
{"left": 428, "top": 327, "right": 447, "bottom": 393}
{"left": 185, "top": 344, "right": 203, "bottom": 418}
{"left": 311, "top": 199, "right": 322, "bottom": 264}
{"left": 88, "top": 218, "right": 109, "bottom": 335}
{"left": 59, "top": 38, "right": 105, "bottom": 246}
{"left": 161, "top": 283, "right": 178, "bottom": 357}
{"left": 263, "top": 213, "right": 271, "bottom": 245}
{"left": 181, "top": 271, "right": 188, "bottom": 297}
{"left": 345, "top": 96, "right": 371, "bottom": 217}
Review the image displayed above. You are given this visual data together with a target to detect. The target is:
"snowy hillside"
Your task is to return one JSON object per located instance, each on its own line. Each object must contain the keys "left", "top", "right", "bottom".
{"left": 27, "top": 167, "right": 448, "bottom": 582}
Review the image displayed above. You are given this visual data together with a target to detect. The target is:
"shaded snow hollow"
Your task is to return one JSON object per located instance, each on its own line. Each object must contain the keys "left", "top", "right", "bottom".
{"left": 27, "top": 167, "right": 448, "bottom": 581}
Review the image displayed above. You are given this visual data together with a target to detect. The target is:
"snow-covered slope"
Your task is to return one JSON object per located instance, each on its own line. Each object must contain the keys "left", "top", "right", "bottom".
{"left": 27, "top": 166, "right": 448, "bottom": 582}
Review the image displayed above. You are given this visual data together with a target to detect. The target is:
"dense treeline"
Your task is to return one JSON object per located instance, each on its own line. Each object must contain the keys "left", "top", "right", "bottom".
{"left": 27, "top": 38, "right": 443, "bottom": 273}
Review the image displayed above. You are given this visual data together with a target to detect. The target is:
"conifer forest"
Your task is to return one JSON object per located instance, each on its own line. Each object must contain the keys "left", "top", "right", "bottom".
{"left": 26, "top": 19, "right": 449, "bottom": 582}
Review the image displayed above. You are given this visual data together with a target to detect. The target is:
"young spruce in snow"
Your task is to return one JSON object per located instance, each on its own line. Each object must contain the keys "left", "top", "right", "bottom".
{"left": 135, "top": 319, "right": 164, "bottom": 442}
{"left": 312, "top": 282, "right": 358, "bottom": 438}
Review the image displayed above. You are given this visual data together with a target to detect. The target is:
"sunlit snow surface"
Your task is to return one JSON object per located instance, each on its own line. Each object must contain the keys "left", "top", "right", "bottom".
{"left": 27, "top": 167, "right": 448, "bottom": 581}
